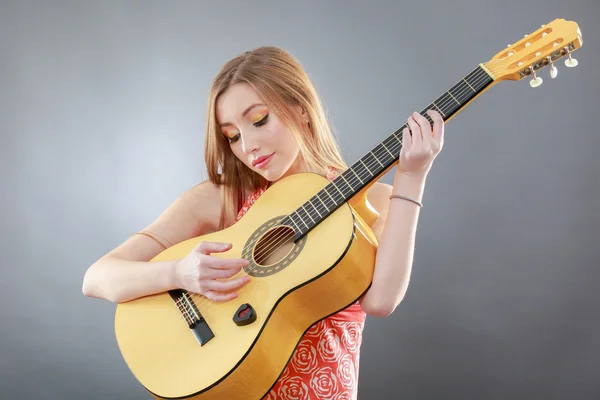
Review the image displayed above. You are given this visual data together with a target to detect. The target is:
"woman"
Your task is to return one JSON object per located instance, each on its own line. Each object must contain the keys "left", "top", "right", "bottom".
{"left": 82, "top": 46, "right": 444, "bottom": 399}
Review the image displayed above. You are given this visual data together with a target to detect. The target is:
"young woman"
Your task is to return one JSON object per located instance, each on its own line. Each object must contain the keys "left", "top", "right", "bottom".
{"left": 82, "top": 46, "right": 444, "bottom": 399}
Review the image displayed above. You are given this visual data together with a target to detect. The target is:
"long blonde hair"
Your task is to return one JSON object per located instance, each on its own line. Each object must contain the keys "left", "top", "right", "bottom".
{"left": 204, "top": 46, "right": 347, "bottom": 229}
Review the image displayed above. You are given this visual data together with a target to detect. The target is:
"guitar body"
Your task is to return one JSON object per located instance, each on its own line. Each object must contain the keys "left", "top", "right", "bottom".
{"left": 114, "top": 172, "right": 378, "bottom": 399}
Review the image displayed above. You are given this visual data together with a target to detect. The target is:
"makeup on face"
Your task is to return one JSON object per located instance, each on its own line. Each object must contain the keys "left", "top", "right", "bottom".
{"left": 220, "top": 104, "right": 270, "bottom": 143}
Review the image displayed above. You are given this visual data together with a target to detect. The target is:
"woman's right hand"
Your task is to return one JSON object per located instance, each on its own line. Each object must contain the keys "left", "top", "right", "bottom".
{"left": 174, "top": 241, "right": 251, "bottom": 302}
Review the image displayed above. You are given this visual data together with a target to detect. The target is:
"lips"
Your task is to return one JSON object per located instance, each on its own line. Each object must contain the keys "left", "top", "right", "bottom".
{"left": 252, "top": 153, "right": 274, "bottom": 168}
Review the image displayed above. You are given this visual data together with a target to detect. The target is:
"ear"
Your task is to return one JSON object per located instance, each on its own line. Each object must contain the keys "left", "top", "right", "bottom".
{"left": 291, "top": 104, "right": 309, "bottom": 124}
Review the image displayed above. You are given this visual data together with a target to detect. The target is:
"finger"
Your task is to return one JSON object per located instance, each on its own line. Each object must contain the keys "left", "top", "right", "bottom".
{"left": 204, "top": 265, "right": 243, "bottom": 280}
{"left": 426, "top": 109, "right": 445, "bottom": 146}
{"left": 204, "top": 290, "right": 239, "bottom": 303}
{"left": 204, "top": 275, "right": 251, "bottom": 292}
{"left": 407, "top": 115, "right": 422, "bottom": 147}
{"left": 412, "top": 111, "right": 433, "bottom": 146}
{"left": 194, "top": 241, "right": 232, "bottom": 255}
{"left": 401, "top": 126, "right": 411, "bottom": 151}
{"left": 206, "top": 256, "right": 249, "bottom": 270}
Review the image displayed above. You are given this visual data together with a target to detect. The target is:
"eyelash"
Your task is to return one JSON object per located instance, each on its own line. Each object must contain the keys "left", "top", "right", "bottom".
{"left": 228, "top": 113, "right": 269, "bottom": 144}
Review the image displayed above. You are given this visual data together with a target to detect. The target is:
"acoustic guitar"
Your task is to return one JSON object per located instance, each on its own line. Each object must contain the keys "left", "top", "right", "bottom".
{"left": 114, "top": 18, "right": 582, "bottom": 399}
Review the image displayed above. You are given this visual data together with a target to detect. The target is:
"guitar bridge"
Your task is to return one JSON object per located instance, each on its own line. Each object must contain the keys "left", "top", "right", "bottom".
{"left": 169, "top": 289, "right": 214, "bottom": 346}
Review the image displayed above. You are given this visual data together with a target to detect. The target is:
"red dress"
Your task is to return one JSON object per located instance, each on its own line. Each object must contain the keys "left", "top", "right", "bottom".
{"left": 235, "top": 169, "right": 367, "bottom": 400}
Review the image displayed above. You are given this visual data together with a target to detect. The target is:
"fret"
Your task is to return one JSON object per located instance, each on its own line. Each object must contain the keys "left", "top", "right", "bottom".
{"left": 359, "top": 159, "right": 373, "bottom": 175}
{"left": 294, "top": 209, "right": 310, "bottom": 230}
{"left": 321, "top": 187, "right": 337, "bottom": 205}
{"left": 379, "top": 142, "right": 394, "bottom": 159}
{"left": 327, "top": 184, "right": 345, "bottom": 200}
{"left": 359, "top": 157, "right": 378, "bottom": 178}
{"left": 383, "top": 134, "right": 401, "bottom": 153}
{"left": 391, "top": 130, "right": 400, "bottom": 148}
{"left": 437, "top": 93, "right": 456, "bottom": 117}
{"left": 340, "top": 171, "right": 359, "bottom": 189}
{"left": 431, "top": 101, "right": 446, "bottom": 117}
{"left": 287, "top": 216, "right": 301, "bottom": 232}
{"left": 339, "top": 174, "right": 358, "bottom": 191}
{"left": 467, "top": 66, "right": 491, "bottom": 90}
{"left": 446, "top": 90, "right": 461, "bottom": 105}
{"left": 314, "top": 192, "right": 330, "bottom": 212}
{"left": 449, "top": 82, "right": 469, "bottom": 104}
{"left": 464, "top": 74, "right": 483, "bottom": 92}
{"left": 309, "top": 198, "right": 324, "bottom": 218}
{"left": 350, "top": 168, "right": 364, "bottom": 185}
{"left": 335, "top": 176, "right": 354, "bottom": 195}
{"left": 372, "top": 150, "right": 387, "bottom": 169}
{"left": 288, "top": 65, "right": 494, "bottom": 241}
{"left": 463, "top": 78, "right": 476, "bottom": 92}
{"left": 355, "top": 164, "right": 371, "bottom": 182}
{"left": 303, "top": 205, "right": 316, "bottom": 224}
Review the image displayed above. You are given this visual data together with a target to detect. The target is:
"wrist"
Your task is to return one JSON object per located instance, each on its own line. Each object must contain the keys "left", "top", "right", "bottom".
{"left": 394, "top": 168, "right": 428, "bottom": 182}
{"left": 392, "top": 170, "right": 427, "bottom": 198}
{"left": 168, "top": 260, "right": 181, "bottom": 290}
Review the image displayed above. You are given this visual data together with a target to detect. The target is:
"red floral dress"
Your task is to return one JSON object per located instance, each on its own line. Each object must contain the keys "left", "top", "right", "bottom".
{"left": 235, "top": 168, "right": 367, "bottom": 400}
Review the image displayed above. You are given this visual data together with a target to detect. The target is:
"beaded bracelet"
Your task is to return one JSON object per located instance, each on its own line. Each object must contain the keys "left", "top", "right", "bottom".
{"left": 389, "top": 194, "right": 423, "bottom": 208}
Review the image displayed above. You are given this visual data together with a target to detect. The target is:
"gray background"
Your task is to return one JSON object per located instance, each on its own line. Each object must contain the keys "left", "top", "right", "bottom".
{"left": 1, "top": 0, "right": 599, "bottom": 399}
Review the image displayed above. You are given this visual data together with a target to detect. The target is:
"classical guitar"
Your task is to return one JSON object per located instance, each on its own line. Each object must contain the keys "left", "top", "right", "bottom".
{"left": 114, "top": 18, "right": 582, "bottom": 400}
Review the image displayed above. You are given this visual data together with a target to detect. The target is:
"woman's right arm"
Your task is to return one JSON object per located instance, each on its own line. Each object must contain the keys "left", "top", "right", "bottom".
{"left": 81, "top": 180, "right": 223, "bottom": 303}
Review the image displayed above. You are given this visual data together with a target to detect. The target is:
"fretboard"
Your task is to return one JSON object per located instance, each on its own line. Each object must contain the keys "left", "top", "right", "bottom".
{"left": 285, "top": 64, "right": 494, "bottom": 241}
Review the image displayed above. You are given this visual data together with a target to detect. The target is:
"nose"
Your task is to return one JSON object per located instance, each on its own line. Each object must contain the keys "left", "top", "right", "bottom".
{"left": 240, "top": 132, "right": 260, "bottom": 154}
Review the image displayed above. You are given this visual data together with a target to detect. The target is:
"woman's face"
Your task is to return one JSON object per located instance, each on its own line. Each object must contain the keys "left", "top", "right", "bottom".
{"left": 216, "top": 82, "right": 304, "bottom": 182}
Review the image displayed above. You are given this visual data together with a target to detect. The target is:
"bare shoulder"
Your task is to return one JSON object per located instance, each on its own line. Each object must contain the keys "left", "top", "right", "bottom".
{"left": 103, "top": 179, "right": 223, "bottom": 262}
{"left": 366, "top": 182, "right": 393, "bottom": 240}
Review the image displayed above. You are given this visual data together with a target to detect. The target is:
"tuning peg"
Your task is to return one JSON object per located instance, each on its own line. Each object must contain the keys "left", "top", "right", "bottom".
{"left": 529, "top": 67, "right": 543, "bottom": 88}
{"left": 547, "top": 56, "right": 558, "bottom": 79}
{"left": 564, "top": 46, "right": 578, "bottom": 67}
{"left": 565, "top": 54, "right": 578, "bottom": 67}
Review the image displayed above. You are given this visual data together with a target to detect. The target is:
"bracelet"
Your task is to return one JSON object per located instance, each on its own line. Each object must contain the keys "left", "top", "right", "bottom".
{"left": 389, "top": 194, "right": 423, "bottom": 208}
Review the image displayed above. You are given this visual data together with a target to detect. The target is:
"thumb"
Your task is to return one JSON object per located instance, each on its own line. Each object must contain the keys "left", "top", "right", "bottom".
{"left": 193, "top": 241, "right": 232, "bottom": 255}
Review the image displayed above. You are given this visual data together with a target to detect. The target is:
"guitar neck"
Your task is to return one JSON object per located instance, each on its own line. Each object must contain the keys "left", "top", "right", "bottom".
{"left": 286, "top": 64, "right": 495, "bottom": 240}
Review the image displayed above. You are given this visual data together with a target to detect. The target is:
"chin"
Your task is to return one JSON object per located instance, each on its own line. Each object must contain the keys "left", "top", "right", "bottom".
{"left": 260, "top": 169, "right": 281, "bottom": 183}
{"left": 258, "top": 164, "right": 287, "bottom": 183}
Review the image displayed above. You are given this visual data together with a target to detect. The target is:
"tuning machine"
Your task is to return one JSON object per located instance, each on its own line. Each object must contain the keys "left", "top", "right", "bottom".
{"left": 529, "top": 66, "right": 543, "bottom": 88}
{"left": 547, "top": 56, "right": 558, "bottom": 79}
{"left": 563, "top": 46, "right": 578, "bottom": 67}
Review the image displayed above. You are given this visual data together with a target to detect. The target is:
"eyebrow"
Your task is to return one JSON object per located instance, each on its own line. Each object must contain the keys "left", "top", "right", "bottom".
{"left": 219, "top": 103, "right": 265, "bottom": 128}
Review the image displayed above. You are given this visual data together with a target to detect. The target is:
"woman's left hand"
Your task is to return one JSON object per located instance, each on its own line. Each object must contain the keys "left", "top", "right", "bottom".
{"left": 398, "top": 110, "right": 445, "bottom": 177}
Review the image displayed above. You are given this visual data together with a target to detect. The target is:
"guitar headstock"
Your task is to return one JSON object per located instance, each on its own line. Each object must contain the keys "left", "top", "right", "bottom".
{"left": 483, "top": 18, "right": 582, "bottom": 87}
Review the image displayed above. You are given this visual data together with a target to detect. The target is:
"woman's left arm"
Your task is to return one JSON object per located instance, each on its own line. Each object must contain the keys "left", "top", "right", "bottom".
{"left": 360, "top": 110, "right": 445, "bottom": 317}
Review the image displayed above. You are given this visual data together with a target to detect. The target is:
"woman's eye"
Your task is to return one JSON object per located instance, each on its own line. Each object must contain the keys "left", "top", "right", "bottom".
{"left": 253, "top": 114, "right": 269, "bottom": 127}
{"left": 228, "top": 134, "right": 240, "bottom": 144}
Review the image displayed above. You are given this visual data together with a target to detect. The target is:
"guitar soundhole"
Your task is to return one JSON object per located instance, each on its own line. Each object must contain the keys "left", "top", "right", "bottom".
{"left": 242, "top": 216, "right": 307, "bottom": 277}
{"left": 253, "top": 226, "right": 295, "bottom": 266}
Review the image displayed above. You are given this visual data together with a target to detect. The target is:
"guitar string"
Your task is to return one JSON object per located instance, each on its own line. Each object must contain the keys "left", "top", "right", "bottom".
{"left": 186, "top": 64, "right": 496, "bottom": 311}
{"left": 246, "top": 63, "right": 500, "bottom": 266}
{"left": 183, "top": 64, "right": 498, "bottom": 312}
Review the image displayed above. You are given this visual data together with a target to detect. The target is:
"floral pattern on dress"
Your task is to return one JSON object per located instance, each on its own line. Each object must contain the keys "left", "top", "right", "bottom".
{"left": 235, "top": 168, "right": 367, "bottom": 400}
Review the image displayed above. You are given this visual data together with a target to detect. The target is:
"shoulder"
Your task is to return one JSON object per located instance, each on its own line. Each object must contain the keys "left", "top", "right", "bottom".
{"left": 103, "top": 179, "right": 224, "bottom": 262}
{"left": 179, "top": 179, "right": 223, "bottom": 233}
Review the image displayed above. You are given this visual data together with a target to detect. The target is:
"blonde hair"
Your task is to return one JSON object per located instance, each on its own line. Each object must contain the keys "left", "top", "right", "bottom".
{"left": 204, "top": 46, "right": 347, "bottom": 229}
